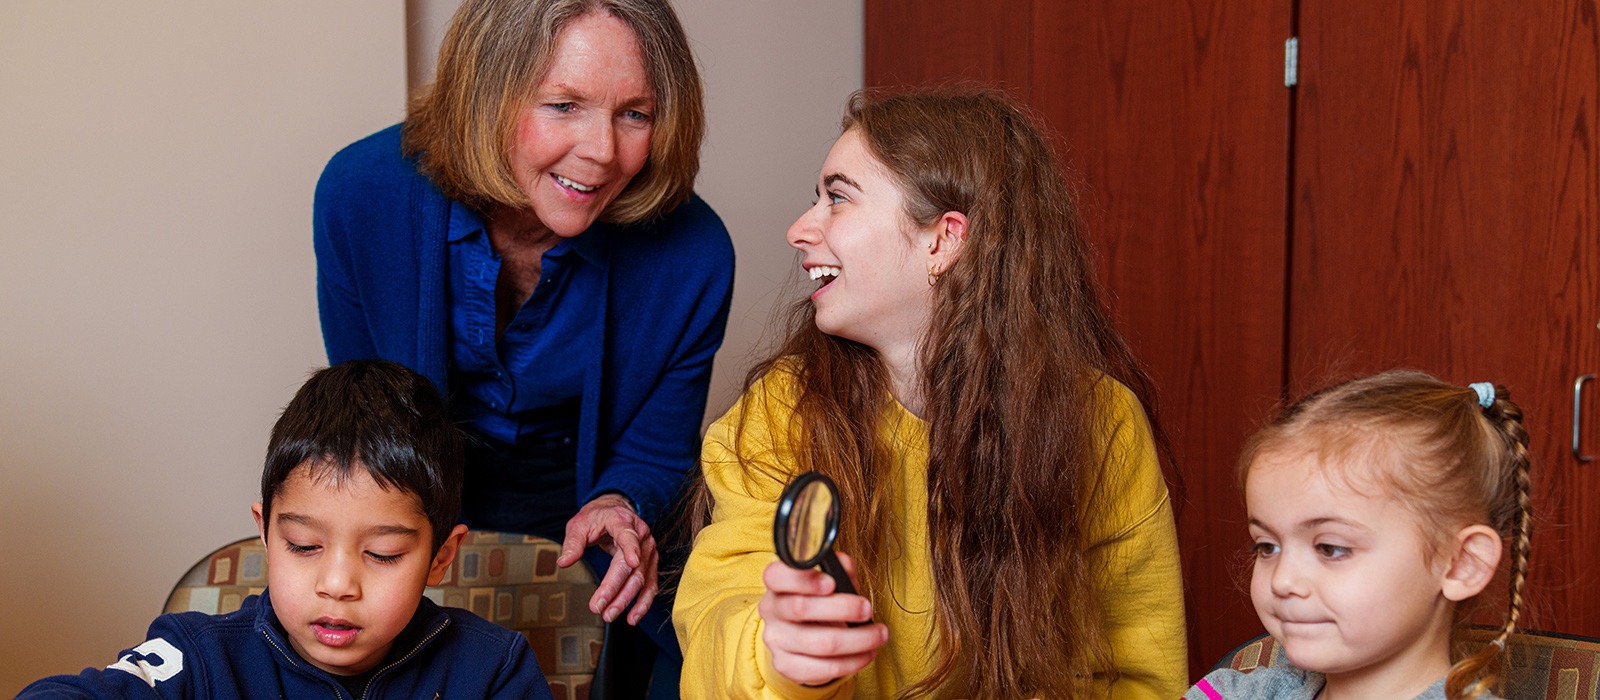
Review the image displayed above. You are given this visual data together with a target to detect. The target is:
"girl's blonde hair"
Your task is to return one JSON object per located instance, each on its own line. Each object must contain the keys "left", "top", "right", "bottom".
{"left": 1240, "top": 369, "right": 1532, "bottom": 699}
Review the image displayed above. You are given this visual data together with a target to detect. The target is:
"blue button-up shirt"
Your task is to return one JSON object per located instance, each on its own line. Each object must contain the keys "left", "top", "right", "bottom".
{"left": 445, "top": 202, "right": 603, "bottom": 446}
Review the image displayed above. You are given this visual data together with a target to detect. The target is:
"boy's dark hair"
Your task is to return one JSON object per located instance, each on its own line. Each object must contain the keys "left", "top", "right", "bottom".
{"left": 261, "top": 360, "right": 463, "bottom": 551}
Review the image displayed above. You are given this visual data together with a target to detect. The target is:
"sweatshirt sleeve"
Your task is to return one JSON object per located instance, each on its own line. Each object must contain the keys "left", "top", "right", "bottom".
{"left": 1086, "top": 381, "right": 1189, "bottom": 700}
{"left": 312, "top": 143, "right": 379, "bottom": 365}
{"left": 673, "top": 373, "right": 853, "bottom": 700}
{"left": 587, "top": 203, "right": 735, "bottom": 526}
{"left": 15, "top": 616, "right": 198, "bottom": 699}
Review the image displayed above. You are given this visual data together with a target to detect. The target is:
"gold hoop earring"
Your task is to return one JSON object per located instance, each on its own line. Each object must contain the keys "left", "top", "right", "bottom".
{"left": 928, "top": 264, "right": 943, "bottom": 287}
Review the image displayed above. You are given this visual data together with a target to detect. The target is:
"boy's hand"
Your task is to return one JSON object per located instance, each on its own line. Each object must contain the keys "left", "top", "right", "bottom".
{"left": 557, "top": 494, "right": 658, "bottom": 625}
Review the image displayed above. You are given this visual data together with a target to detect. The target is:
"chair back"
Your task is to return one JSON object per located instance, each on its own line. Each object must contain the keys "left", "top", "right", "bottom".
{"left": 164, "top": 531, "right": 602, "bottom": 700}
{"left": 1217, "top": 630, "right": 1600, "bottom": 700}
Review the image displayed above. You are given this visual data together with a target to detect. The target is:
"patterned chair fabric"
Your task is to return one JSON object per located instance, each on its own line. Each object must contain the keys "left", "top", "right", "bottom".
{"left": 1220, "top": 629, "right": 1600, "bottom": 700}
{"left": 164, "top": 531, "right": 602, "bottom": 700}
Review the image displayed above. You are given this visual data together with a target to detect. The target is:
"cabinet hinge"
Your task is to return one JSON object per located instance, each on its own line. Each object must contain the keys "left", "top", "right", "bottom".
{"left": 1285, "top": 37, "right": 1299, "bottom": 87}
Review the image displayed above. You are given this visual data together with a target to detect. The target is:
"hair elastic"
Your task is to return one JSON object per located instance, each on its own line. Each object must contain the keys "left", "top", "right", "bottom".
{"left": 1469, "top": 382, "right": 1497, "bottom": 409}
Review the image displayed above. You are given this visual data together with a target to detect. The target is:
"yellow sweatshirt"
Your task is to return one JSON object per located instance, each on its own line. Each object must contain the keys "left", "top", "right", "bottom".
{"left": 674, "top": 369, "right": 1187, "bottom": 699}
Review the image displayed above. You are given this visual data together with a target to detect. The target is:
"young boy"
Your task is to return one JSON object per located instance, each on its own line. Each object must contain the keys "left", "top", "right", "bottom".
{"left": 18, "top": 360, "right": 553, "bottom": 699}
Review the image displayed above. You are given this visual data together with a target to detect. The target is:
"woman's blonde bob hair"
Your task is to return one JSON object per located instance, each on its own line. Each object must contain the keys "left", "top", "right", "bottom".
{"left": 403, "top": 0, "right": 704, "bottom": 223}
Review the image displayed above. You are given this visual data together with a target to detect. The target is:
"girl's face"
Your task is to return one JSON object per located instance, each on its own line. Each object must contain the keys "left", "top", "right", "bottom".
{"left": 1245, "top": 449, "right": 1456, "bottom": 689}
{"left": 786, "top": 129, "right": 941, "bottom": 354}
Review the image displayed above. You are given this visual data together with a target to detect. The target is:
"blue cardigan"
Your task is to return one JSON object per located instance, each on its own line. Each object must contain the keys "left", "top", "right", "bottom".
{"left": 16, "top": 593, "right": 552, "bottom": 699}
{"left": 313, "top": 125, "right": 735, "bottom": 527}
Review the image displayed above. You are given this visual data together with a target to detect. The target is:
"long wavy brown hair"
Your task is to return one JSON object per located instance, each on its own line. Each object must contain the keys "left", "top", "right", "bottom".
{"left": 691, "top": 87, "right": 1170, "bottom": 698}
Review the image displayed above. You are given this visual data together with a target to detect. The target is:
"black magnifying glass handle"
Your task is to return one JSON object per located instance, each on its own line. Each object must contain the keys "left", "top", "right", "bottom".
{"left": 817, "top": 550, "right": 868, "bottom": 627}
{"left": 817, "top": 549, "right": 857, "bottom": 596}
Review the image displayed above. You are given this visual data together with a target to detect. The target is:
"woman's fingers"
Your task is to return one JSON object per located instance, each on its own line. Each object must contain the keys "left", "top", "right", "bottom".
{"left": 592, "top": 552, "right": 638, "bottom": 619}
{"left": 757, "top": 559, "right": 888, "bottom": 687}
{"left": 592, "top": 550, "right": 660, "bottom": 623}
{"left": 765, "top": 643, "right": 881, "bottom": 687}
{"left": 761, "top": 613, "right": 888, "bottom": 686}
{"left": 560, "top": 495, "right": 646, "bottom": 563}
{"left": 763, "top": 560, "right": 838, "bottom": 596}
{"left": 624, "top": 546, "right": 660, "bottom": 625}
{"left": 609, "top": 519, "right": 643, "bottom": 567}
{"left": 625, "top": 579, "right": 658, "bottom": 625}
{"left": 559, "top": 494, "right": 659, "bottom": 621}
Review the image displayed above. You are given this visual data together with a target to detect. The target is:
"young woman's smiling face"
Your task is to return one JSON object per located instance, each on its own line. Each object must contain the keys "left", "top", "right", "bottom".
{"left": 786, "top": 129, "right": 937, "bottom": 354}
{"left": 253, "top": 465, "right": 463, "bottom": 676}
{"left": 1245, "top": 449, "right": 1456, "bottom": 689}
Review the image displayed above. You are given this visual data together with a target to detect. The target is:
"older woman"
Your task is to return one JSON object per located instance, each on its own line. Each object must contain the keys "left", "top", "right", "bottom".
{"left": 313, "top": 0, "right": 731, "bottom": 675}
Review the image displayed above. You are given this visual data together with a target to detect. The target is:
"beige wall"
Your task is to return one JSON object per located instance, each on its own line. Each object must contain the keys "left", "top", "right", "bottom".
{"left": 0, "top": 1, "right": 859, "bottom": 694}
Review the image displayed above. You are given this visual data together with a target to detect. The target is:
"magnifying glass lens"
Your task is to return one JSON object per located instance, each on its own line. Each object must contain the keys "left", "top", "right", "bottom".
{"left": 787, "top": 479, "right": 834, "bottom": 563}
{"left": 774, "top": 471, "right": 862, "bottom": 609}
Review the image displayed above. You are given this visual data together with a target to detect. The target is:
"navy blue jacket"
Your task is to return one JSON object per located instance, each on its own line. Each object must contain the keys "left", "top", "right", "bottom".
{"left": 16, "top": 593, "right": 553, "bottom": 699}
{"left": 313, "top": 125, "right": 736, "bottom": 528}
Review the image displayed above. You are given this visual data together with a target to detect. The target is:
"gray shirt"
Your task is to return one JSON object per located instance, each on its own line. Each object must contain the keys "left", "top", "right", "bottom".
{"left": 1184, "top": 662, "right": 1501, "bottom": 700}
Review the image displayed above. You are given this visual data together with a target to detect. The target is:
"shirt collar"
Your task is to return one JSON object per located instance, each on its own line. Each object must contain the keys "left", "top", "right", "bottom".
{"left": 565, "top": 223, "right": 608, "bottom": 270}
{"left": 255, "top": 589, "right": 451, "bottom": 677}
{"left": 447, "top": 201, "right": 609, "bottom": 270}
{"left": 446, "top": 201, "right": 485, "bottom": 243}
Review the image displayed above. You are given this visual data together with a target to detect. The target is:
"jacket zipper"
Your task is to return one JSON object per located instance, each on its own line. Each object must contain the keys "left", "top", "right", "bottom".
{"left": 259, "top": 629, "right": 345, "bottom": 699}
{"left": 258, "top": 617, "right": 451, "bottom": 699}
{"left": 359, "top": 618, "right": 451, "bottom": 699}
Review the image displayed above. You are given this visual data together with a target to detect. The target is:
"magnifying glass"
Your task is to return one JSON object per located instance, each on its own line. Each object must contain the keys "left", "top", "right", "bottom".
{"left": 774, "top": 471, "right": 864, "bottom": 613}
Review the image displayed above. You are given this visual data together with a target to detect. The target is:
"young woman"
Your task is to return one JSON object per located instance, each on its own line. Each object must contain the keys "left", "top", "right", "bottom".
{"left": 675, "top": 88, "right": 1187, "bottom": 699}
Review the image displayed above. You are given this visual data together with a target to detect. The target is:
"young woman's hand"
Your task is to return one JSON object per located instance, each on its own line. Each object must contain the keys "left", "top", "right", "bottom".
{"left": 557, "top": 493, "right": 657, "bottom": 625}
{"left": 758, "top": 554, "right": 888, "bottom": 687}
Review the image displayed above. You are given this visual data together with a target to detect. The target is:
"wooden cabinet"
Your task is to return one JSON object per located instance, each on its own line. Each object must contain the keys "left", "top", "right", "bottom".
{"left": 868, "top": 0, "right": 1600, "bottom": 679}
{"left": 1293, "top": 0, "right": 1600, "bottom": 642}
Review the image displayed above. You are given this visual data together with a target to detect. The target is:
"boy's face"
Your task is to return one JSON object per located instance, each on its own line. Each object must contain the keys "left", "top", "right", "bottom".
{"left": 1245, "top": 449, "right": 1454, "bottom": 686}
{"left": 251, "top": 464, "right": 466, "bottom": 676}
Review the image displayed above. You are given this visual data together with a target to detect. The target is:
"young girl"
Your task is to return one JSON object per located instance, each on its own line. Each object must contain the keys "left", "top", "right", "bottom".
{"left": 1188, "top": 370, "right": 1532, "bottom": 700}
{"left": 673, "top": 88, "right": 1187, "bottom": 698}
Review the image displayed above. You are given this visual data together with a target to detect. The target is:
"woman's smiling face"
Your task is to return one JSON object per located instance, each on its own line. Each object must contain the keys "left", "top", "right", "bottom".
{"left": 786, "top": 129, "right": 938, "bottom": 354}
{"left": 507, "top": 11, "right": 654, "bottom": 237}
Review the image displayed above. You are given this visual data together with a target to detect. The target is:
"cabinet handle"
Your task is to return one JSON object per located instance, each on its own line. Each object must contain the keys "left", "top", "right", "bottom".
{"left": 1576, "top": 374, "right": 1597, "bottom": 463}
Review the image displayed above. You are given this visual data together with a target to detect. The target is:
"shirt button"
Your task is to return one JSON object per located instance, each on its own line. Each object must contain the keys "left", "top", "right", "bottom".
{"left": 515, "top": 323, "right": 531, "bottom": 331}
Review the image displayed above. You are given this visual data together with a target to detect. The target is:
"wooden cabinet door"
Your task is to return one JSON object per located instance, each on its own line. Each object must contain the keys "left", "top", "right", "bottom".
{"left": 868, "top": 0, "right": 1293, "bottom": 678}
{"left": 1292, "top": 0, "right": 1600, "bottom": 635}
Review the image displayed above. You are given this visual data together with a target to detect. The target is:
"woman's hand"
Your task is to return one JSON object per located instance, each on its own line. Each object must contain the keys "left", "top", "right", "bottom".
{"left": 758, "top": 555, "right": 888, "bottom": 687}
{"left": 557, "top": 493, "right": 657, "bottom": 625}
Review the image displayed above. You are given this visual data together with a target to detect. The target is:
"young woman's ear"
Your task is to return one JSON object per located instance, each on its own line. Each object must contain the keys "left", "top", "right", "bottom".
{"left": 427, "top": 524, "right": 471, "bottom": 586}
{"left": 927, "top": 211, "right": 968, "bottom": 266}
{"left": 1441, "top": 524, "right": 1503, "bottom": 602}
